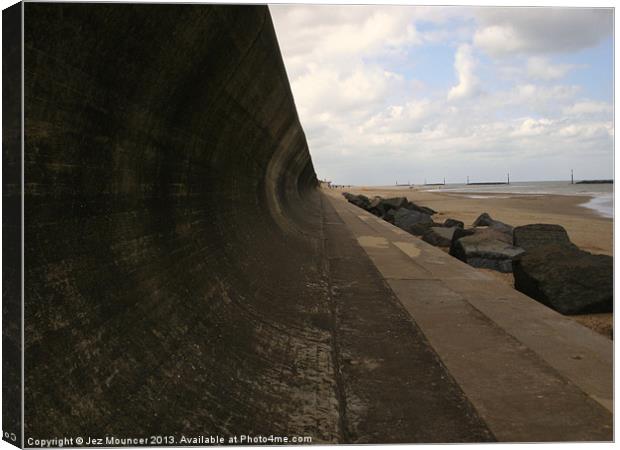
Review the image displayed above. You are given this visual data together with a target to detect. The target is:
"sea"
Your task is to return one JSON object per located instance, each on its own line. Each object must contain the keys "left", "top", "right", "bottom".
{"left": 417, "top": 180, "right": 614, "bottom": 219}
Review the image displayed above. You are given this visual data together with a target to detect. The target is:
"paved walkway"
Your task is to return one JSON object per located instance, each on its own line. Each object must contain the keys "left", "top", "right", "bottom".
{"left": 323, "top": 190, "right": 612, "bottom": 442}
{"left": 321, "top": 194, "right": 494, "bottom": 443}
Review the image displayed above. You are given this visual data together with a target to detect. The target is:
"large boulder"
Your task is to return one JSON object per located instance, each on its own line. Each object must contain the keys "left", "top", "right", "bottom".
{"left": 384, "top": 208, "right": 399, "bottom": 224}
{"left": 381, "top": 197, "right": 408, "bottom": 210}
{"left": 370, "top": 196, "right": 409, "bottom": 218}
{"left": 443, "top": 218, "right": 464, "bottom": 229}
{"left": 367, "top": 196, "right": 406, "bottom": 217}
{"left": 409, "top": 222, "right": 435, "bottom": 236}
{"left": 472, "top": 212, "right": 513, "bottom": 235}
{"left": 449, "top": 227, "right": 476, "bottom": 253}
{"left": 344, "top": 193, "right": 371, "bottom": 210}
{"left": 393, "top": 208, "right": 433, "bottom": 235}
{"left": 451, "top": 233, "right": 525, "bottom": 272}
{"left": 450, "top": 227, "right": 512, "bottom": 252}
{"left": 513, "top": 244, "right": 613, "bottom": 315}
{"left": 472, "top": 212, "right": 497, "bottom": 227}
{"left": 513, "top": 224, "right": 576, "bottom": 251}
{"left": 404, "top": 201, "right": 436, "bottom": 216}
{"left": 368, "top": 197, "right": 385, "bottom": 216}
{"left": 353, "top": 195, "right": 371, "bottom": 210}
{"left": 423, "top": 227, "right": 457, "bottom": 247}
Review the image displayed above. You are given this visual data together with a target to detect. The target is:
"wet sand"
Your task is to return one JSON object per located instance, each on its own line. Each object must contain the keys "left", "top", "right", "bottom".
{"left": 343, "top": 186, "right": 613, "bottom": 338}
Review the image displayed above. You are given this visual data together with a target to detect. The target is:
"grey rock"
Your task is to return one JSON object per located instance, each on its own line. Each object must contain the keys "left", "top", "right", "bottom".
{"left": 472, "top": 212, "right": 513, "bottom": 235}
{"left": 472, "top": 226, "right": 513, "bottom": 244}
{"left": 423, "top": 226, "right": 457, "bottom": 247}
{"left": 450, "top": 227, "right": 511, "bottom": 257}
{"left": 449, "top": 227, "right": 476, "bottom": 254}
{"left": 384, "top": 208, "right": 398, "bottom": 224}
{"left": 409, "top": 222, "right": 434, "bottom": 236}
{"left": 472, "top": 212, "right": 495, "bottom": 227}
{"left": 343, "top": 193, "right": 371, "bottom": 210}
{"left": 443, "top": 218, "right": 464, "bottom": 228}
{"left": 382, "top": 197, "right": 408, "bottom": 210}
{"left": 368, "top": 196, "right": 385, "bottom": 216}
{"left": 513, "top": 223, "right": 576, "bottom": 251}
{"left": 393, "top": 208, "right": 433, "bottom": 235}
{"left": 352, "top": 195, "right": 371, "bottom": 210}
{"left": 513, "top": 244, "right": 613, "bottom": 315}
{"left": 369, "top": 197, "right": 409, "bottom": 218}
{"left": 404, "top": 201, "right": 437, "bottom": 215}
{"left": 451, "top": 233, "right": 525, "bottom": 272}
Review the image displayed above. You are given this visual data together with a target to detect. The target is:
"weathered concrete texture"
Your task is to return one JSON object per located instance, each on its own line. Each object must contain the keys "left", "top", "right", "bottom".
{"left": 22, "top": 4, "right": 336, "bottom": 441}
{"left": 322, "top": 198, "right": 493, "bottom": 444}
{"left": 325, "top": 191, "right": 612, "bottom": 442}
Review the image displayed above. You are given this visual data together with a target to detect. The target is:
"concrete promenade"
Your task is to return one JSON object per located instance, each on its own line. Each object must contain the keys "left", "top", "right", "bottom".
{"left": 323, "top": 189, "right": 613, "bottom": 442}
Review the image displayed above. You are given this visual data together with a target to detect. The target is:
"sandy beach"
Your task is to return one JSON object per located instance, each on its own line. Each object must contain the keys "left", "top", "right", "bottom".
{"left": 343, "top": 186, "right": 613, "bottom": 338}
{"left": 347, "top": 186, "right": 612, "bottom": 255}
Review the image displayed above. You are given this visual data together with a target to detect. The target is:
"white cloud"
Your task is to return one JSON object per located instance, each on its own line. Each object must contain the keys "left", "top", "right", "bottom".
{"left": 448, "top": 44, "right": 480, "bottom": 101}
{"left": 557, "top": 122, "right": 613, "bottom": 139}
{"left": 473, "top": 8, "right": 612, "bottom": 57}
{"left": 271, "top": 6, "right": 424, "bottom": 78}
{"left": 270, "top": 5, "right": 613, "bottom": 184}
{"left": 563, "top": 101, "right": 613, "bottom": 116}
{"left": 511, "top": 117, "right": 554, "bottom": 137}
{"left": 473, "top": 24, "right": 524, "bottom": 56}
{"left": 361, "top": 99, "right": 441, "bottom": 134}
{"left": 511, "top": 84, "right": 580, "bottom": 105}
{"left": 291, "top": 65, "right": 404, "bottom": 117}
{"left": 526, "top": 56, "right": 578, "bottom": 80}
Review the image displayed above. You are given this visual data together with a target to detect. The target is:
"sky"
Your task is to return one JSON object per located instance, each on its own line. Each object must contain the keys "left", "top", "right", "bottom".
{"left": 270, "top": 6, "right": 614, "bottom": 185}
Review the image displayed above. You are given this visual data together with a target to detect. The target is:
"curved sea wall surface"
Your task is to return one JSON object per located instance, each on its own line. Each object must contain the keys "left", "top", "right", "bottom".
{"left": 21, "top": 5, "right": 496, "bottom": 443}
{"left": 13, "top": 3, "right": 610, "bottom": 444}
{"left": 23, "top": 4, "right": 340, "bottom": 440}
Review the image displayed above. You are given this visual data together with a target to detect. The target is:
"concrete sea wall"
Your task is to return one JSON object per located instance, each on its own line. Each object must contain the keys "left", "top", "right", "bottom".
{"left": 23, "top": 4, "right": 338, "bottom": 440}
{"left": 14, "top": 4, "right": 605, "bottom": 443}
